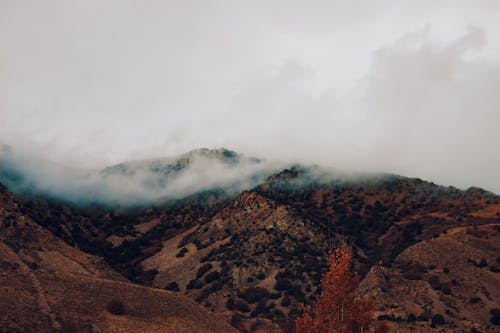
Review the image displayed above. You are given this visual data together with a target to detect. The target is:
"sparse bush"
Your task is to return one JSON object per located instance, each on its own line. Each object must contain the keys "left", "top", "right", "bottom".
{"left": 274, "top": 278, "right": 292, "bottom": 291}
{"left": 165, "top": 281, "right": 179, "bottom": 292}
{"left": 234, "top": 300, "right": 250, "bottom": 313}
{"left": 220, "top": 261, "right": 231, "bottom": 275}
{"left": 469, "top": 297, "right": 481, "bottom": 304}
{"left": 430, "top": 314, "right": 445, "bottom": 327}
{"left": 490, "top": 309, "right": 500, "bottom": 326}
{"left": 176, "top": 247, "right": 188, "bottom": 258}
{"left": 269, "top": 292, "right": 281, "bottom": 300}
{"left": 204, "top": 271, "right": 221, "bottom": 283}
{"left": 280, "top": 296, "right": 291, "bottom": 307}
{"left": 106, "top": 299, "right": 125, "bottom": 315}
{"left": 477, "top": 258, "right": 488, "bottom": 268}
{"left": 240, "top": 287, "right": 269, "bottom": 304}
{"left": 226, "top": 298, "right": 234, "bottom": 310}
{"left": 196, "top": 263, "right": 213, "bottom": 278}
{"left": 230, "top": 313, "right": 246, "bottom": 330}
{"left": 407, "top": 314, "right": 416, "bottom": 322}
{"left": 489, "top": 265, "right": 500, "bottom": 273}
{"left": 428, "top": 275, "right": 441, "bottom": 290}
{"left": 186, "top": 278, "right": 204, "bottom": 289}
{"left": 441, "top": 285, "right": 451, "bottom": 295}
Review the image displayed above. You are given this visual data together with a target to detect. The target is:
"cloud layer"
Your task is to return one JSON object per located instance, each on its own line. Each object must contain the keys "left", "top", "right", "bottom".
{"left": 0, "top": 147, "right": 284, "bottom": 206}
{"left": 1, "top": 1, "right": 499, "bottom": 193}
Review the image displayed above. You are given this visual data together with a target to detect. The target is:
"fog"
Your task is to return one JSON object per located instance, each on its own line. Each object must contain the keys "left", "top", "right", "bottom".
{"left": 1, "top": 1, "right": 499, "bottom": 194}
{"left": 0, "top": 146, "right": 285, "bottom": 206}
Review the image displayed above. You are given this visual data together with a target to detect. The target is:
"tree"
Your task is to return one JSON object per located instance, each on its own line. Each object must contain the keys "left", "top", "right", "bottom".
{"left": 295, "top": 246, "right": 388, "bottom": 333}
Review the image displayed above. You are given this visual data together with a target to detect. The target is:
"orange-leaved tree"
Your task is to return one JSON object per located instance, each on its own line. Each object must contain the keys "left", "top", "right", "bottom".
{"left": 295, "top": 246, "right": 388, "bottom": 333}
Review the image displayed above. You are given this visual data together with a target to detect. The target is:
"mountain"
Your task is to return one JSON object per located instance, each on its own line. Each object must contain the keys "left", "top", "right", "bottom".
{"left": 0, "top": 147, "right": 278, "bottom": 207}
{"left": 1, "top": 149, "right": 499, "bottom": 332}
{"left": 0, "top": 182, "right": 237, "bottom": 333}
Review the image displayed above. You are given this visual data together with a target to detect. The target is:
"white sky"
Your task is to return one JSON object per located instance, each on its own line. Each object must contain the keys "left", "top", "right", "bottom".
{"left": 1, "top": 1, "right": 500, "bottom": 193}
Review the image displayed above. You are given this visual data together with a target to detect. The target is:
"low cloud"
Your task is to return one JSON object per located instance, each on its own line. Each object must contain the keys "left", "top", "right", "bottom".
{"left": 0, "top": 148, "right": 285, "bottom": 207}
{"left": 1, "top": 1, "right": 499, "bottom": 194}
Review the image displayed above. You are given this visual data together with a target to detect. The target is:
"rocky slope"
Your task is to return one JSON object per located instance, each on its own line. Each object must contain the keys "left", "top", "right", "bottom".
{"left": 1, "top": 151, "right": 499, "bottom": 332}
{"left": 0, "top": 183, "right": 238, "bottom": 333}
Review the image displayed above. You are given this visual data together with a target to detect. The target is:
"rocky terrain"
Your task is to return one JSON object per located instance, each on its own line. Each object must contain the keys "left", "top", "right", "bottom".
{"left": 0, "top": 183, "right": 237, "bottom": 333}
{"left": 1, "top": 149, "right": 499, "bottom": 332}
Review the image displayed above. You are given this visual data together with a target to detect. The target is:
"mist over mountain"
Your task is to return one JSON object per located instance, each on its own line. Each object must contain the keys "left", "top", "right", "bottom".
{"left": 0, "top": 146, "right": 284, "bottom": 207}
{"left": 1, "top": 148, "right": 498, "bottom": 332}
{"left": 1, "top": 2, "right": 500, "bottom": 332}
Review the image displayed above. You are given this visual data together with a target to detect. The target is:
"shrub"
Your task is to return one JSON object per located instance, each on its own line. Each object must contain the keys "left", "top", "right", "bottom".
{"left": 430, "top": 314, "right": 445, "bottom": 327}
{"left": 490, "top": 308, "right": 500, "bottom": 326}
{"left": 240, "top": 287, "right": 269, "bottom": 304}
{"left": 280, "top": 296, "right": 291, "bottom": 307}
{"left": 269, "top": 292, "right": 281, "bottom": 300}
{"left": 196, "top": 263, "right": 213, "bottom": 278}
{"left": 220, "top": 261, "right": 231, "bottom": 275}
{"left": 407, "top": 313, "right": 417, "bottom": 322}
{"left": 490, "top": 265, "right": 500, "bottom": 273}
{"left": 176, "top": 247, "right": 189, "bottom": 258}
{"left": 469, "top": 297, "right": 481, "bottom": 304}
{"left": 234, "top": 300, "right": 250, "bottom": 313}
{"left": 441, "top": 285, "right": 452, "bottom": 295}
{"left": 204, "top": 271, "right": 221, "bottom": 284}
{"left": 428, "top": 275, "right": 441, "bottom": 290}
{"left": 106, "top": 300, "right": 125, "bottom": 315}
{"left": 274, "top": 278, "right": 292, "bottom": 291}
{"left": 186, "top": 279, "right": 204, "bottom": 289}
{"left": 165, "top": 281, "right": 180, "bottom": 292}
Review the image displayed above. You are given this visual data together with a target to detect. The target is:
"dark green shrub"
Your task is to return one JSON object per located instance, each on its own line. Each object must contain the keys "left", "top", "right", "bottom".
{"left": 430, "top": 314, "right": 445, "bottom": 327}
{"left": 469, "top": 297, "right": 481, "bottom": 304}
{"left": 274, "top": 278, "right": 292, "bottom": 291}
{"left": 196, "top": 263, "right": 213, "bottom": 278}
{"left": 490, "top": 308, "right": 500, "bottom": 326}
{"left": 407, "top": 313, "right": 416, "bottom": 322}
{"left": 490, "top": 265, "right": 500, "bottom": 273}
{"left": 239, "top": 287, "right": 269, "bottom": 304}
{"left": 280, "top": 296, "right": 291, "bottom": 307}
{"left": 165, "top": 281, "right": 179, "bottom": 291}
{"left": 176, "top": 247, "right": 188, "bottom": 258}
{"left": 186, "top": 279, "right": 204, "bottom": 289}
{"left": 234, "top": 300, "right": 250, "bottom": 313}
{"left": 106, "top": 300, "right": 125, "bottom": 315}
{"left": 204, "top": 271, "right": 220, "bottom": 283}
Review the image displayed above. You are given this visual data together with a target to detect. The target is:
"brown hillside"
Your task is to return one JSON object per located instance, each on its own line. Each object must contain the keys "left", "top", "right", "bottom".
{"left": 5, "top": 165, "right": 500, "bottom": 332}
{"left": 0, "top": 183, "right": 237, "bottom": 333}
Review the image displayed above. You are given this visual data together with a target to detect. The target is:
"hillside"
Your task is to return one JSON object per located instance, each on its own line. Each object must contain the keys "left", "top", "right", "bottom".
{"left": 1, "top": 152, "right": 499, "bottom": 332}
{"left": 0, "top": 183, "right": 237, "bottom": 333}
{"left": 0, "top": 147, "right": 275, "bottom": 207}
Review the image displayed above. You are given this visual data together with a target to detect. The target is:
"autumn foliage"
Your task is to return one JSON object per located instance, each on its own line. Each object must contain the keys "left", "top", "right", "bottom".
{"left": 295, "top": 246, "right": 388, "bottom": 333}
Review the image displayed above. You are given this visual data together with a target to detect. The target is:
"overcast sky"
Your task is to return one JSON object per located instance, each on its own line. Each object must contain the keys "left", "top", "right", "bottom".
{"left": 1, "top": 1, "right": 499, "bottom": 193}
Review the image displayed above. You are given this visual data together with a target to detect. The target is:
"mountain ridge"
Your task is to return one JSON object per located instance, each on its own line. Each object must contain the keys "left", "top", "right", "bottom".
{"left": 1, "top": 149, "right": 499, "bottom": 332}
